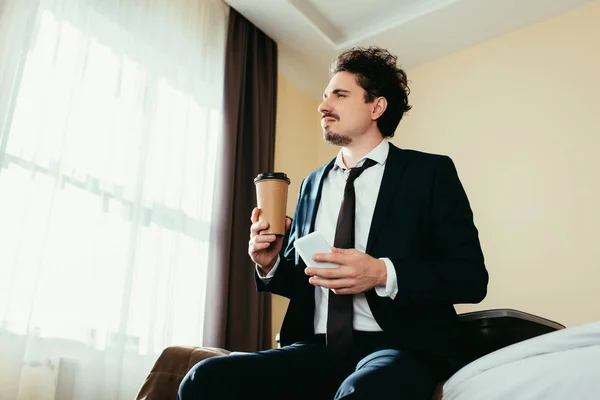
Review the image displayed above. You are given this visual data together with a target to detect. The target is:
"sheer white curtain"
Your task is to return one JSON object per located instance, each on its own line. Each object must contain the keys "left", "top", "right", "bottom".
{"left": 0, "top": 0, "right": 228, "bottom": 398}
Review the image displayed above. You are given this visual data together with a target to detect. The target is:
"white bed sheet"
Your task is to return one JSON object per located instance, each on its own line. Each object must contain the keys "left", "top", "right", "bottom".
{"left": 442, "top": 320, "right": 600, "bottom": 400}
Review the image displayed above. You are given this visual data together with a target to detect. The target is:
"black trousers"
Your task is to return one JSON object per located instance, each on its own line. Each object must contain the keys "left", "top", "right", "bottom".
{"left": 179, "top": 332, "right": 456, "bottom": 400}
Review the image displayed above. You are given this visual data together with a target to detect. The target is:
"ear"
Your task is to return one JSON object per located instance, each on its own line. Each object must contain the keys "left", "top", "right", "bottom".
{"left": 371, "top": 97, "right": 387, "bottom": 121}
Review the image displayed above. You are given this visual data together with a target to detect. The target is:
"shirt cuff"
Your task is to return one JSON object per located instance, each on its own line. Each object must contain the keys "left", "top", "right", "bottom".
{"left": 374, "top": 258, "right": 398, "bottom": 300}
{"left": 255, "top": 255, "right": 281, "bottom": 281}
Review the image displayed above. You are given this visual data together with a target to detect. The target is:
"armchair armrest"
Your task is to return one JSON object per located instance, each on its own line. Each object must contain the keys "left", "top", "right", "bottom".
{"left": 135, "top": 346, "right": 230, "bottom": 400}
{"left": 457, "top": 308, "right": 565, "bottom": 364}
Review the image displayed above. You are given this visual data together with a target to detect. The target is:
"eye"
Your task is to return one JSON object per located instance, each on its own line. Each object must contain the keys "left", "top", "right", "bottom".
{"left": 337, "top": 93, "right": 346, "bottom": 98}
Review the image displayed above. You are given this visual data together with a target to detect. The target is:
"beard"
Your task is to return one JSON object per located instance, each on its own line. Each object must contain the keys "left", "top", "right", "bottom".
{"left": 323, "top": 128, "right": 352, "bottom": 146}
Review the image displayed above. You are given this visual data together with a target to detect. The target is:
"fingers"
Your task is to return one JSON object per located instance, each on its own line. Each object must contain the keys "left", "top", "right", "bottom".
{"left": 313, "top": 248, "right": 360, "bottom": 266}
{"left": 331, "top": 247, "right": 353, "bottom": 254}
{"left": 249, "top": 241, "right": 271, "bottom": 253}
{"left": 251, "top": 207, "right": 260, "bottom": 224}
{"left": 285, "top": 217, "right": 292, "bottom": 230}
{"left": 305, "top": 266, "right": 342, "bottom": 278}
{"left": 304, "top": 267, "right": 332, "bottom": 279}
{"left": 308, "top": 276, "right": 352, "bottom": 291}
{"left": 250, "top": 220, "right": 269, "bottom": 237}
{"left": 248, "top": 233, "right": 277, "bottom": 253}
{"left": 312, "top": 251, "right": 346, "bottom": 265}
{"left": 253, "top": 234, "right": 277, "bottom": 244}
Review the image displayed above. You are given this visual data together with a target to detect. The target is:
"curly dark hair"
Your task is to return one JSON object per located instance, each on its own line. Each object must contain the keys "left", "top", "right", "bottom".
{"left": 329, "top": 46, "right": 412, "bottom": 138}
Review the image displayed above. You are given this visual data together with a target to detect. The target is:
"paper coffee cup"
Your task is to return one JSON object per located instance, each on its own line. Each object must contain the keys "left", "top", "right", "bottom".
{"left": 254, "top": 172, "right": 290, "bottom": 236}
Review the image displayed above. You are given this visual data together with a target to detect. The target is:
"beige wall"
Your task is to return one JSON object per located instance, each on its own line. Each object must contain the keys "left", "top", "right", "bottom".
{"left": 395, "top": 0, "right": 600, "bottom": 327}
{"left": 272, "top": 0, "right": 600, "bottom": 345}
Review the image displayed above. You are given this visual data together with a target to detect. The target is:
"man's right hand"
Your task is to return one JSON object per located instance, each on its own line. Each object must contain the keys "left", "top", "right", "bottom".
{"left": 249, "top": 207, "right": 292, "bottom": 275}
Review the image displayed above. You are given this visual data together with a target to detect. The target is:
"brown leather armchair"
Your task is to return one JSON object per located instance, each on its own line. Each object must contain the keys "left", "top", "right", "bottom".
{"left": 135, "top": 309, "right": 564, "bottom": 400}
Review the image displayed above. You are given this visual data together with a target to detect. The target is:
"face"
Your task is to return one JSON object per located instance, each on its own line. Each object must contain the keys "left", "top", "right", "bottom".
{"left": 318, "top": 71, "right": 377, "bottom": 146}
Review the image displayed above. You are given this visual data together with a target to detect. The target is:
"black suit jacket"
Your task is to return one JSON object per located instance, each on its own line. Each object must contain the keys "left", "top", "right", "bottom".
{"left": 256, "top": 143, "right": 488, "bottom": 359}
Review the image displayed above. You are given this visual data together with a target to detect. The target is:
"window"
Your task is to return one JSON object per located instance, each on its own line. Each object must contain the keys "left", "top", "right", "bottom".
{"left": 0, "top": 0, "right": 226, "bottom": 374}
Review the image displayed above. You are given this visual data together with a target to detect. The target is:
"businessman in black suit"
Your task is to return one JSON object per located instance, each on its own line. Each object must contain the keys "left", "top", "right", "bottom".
{"left": 179, "top": 46, "right": 488, "bottom": 400}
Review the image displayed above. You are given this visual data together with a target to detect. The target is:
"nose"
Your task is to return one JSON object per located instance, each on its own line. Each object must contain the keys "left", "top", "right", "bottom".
{"left": 318, "top": 98, "right": 329, "bottom": 115}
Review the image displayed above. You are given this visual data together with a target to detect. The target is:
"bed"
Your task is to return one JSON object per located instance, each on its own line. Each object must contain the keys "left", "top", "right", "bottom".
{"left": 443, "top": 315, "right": 600, "bottom": 399}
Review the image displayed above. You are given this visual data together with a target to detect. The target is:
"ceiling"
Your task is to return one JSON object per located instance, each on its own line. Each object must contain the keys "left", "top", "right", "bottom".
{"left": 225, "top": 0, "right": 594, "bottom": 100}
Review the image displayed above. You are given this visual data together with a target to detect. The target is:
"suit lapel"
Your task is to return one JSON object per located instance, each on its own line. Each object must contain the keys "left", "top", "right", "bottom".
{"left": 303, "top": 159, "right": 335, "bottom": 237}
{"left": 366, "top": 143, "right": 407, "bottom": 253}
{"left": 296, "top": 159, "right": 334, "bottom": 314}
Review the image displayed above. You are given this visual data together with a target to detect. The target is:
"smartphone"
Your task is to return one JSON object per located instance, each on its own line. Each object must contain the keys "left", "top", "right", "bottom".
{"left": 294, "top": 231, "right": 338, "bottom": 268}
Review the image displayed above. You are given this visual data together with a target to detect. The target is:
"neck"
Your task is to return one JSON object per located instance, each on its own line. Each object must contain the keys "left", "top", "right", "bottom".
{"left": 341, "top": 133, "right": 384, "bottom": 168}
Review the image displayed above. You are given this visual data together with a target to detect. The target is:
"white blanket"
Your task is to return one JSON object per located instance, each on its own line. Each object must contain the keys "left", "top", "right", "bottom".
{"left": 443, "top": 320, "right": 600, "bottom": 400}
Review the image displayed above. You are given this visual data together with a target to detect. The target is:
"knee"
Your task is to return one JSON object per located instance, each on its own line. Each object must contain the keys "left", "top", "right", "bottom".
{"left": 334, "top": 350, "right": 401, "bottom": 399}
{"left": 334, "top": 374, "right": 369, "bottom": 400}
{"left": 178, "top": 356, "right": 229, "bottom": 399}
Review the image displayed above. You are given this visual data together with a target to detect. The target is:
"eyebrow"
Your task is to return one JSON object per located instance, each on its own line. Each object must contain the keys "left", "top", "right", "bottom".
{"left": 323, "top": 88, "right": 351, "bottom": 99}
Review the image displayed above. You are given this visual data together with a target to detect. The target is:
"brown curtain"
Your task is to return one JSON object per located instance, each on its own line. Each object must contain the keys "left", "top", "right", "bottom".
{"left": 203, "top": 8, "right": 278, "bottom": 352}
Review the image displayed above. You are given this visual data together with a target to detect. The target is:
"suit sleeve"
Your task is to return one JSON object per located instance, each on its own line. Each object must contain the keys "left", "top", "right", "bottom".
{"left": 254, "top": 179, "right": 304, "bottom": 300}
{"left": 389, "top": 156, "right": 488, "bottom": 306}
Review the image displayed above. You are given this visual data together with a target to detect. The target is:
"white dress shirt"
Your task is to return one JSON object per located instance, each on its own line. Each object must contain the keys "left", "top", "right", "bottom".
{"left": 258, "top": 139, "right": 398, "bottom": 333}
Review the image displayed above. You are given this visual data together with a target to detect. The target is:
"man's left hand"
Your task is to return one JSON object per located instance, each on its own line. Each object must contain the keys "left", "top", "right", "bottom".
{"left": 305, "top": 248, "right": 387, "bottom": 294}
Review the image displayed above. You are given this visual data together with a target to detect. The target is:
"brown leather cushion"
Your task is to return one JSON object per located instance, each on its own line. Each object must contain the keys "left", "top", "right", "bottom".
{"left": 136, "top": 346, "right": 230, "bottom": 400}
{"left": 433, "top": 381, "right": 444, "bottom": 400}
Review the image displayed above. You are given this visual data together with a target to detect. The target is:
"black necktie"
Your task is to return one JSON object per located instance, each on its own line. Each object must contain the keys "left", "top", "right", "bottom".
{"left": 326, "top": 158, "right": 376, "bottom": 350}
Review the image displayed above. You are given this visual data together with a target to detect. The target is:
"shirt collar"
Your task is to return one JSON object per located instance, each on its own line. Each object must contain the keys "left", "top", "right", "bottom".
{"left": 333, "top": 138, "right": 389, "bottom": 171}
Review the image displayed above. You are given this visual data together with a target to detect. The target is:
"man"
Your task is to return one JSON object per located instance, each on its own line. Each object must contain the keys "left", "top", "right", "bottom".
{"left": 179, "top": 46, "right": 488, "bottom": 400}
